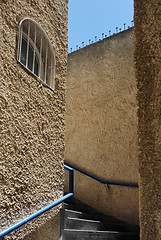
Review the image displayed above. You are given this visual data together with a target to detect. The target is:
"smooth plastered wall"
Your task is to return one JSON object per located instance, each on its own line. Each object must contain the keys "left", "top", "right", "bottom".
{"left": 134, "top": 0, "right": 161, "bottom": 239}
{"left": 0, "top": 0, "right": 68, "bottom": 239}
{"left": 65, "top": 28, "right": 139, "bottom": 224}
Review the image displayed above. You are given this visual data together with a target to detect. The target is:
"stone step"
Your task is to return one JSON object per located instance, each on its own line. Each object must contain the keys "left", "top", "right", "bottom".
{"left": 64, "top": 216, "right": 132, "bottom": 232}
{"left": 62, "top": 229, "right": 140, "bottom": 240}
{"left": 65, "top": 217, "right": 101, "bottom": 231}
{"left": 64, "top": 208, "right": 83, "bottom": 218}
{"left": 64, "top": 199, "right": 116, "bottom": 220}
{"left": 63, "top": 203, "right": 139, "bottom": 232}
{"left": 63, "top": 207, "right": 113, "bottom": 222}
{"left": 60, "top": 197, "right": 140, "bottom": 239}
{"left": 63, "top": 202, "right": 124, "bottom": 224}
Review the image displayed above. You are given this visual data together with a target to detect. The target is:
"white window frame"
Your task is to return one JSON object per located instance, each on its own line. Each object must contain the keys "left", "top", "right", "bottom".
{"left": 17, "top": 18, "right": 56, "bottom": 91}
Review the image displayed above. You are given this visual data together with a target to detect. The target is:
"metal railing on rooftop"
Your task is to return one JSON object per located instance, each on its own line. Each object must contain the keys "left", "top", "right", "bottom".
{"left": 68, "top": 20, "right": 134, "bottom": 54}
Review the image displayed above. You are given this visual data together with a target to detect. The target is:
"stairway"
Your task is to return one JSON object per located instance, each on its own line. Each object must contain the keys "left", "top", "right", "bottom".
{"left": 60, "top": 197, "right": 140, "bottom": 240}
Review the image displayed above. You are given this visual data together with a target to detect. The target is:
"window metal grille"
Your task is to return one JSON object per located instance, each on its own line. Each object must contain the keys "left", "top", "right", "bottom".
{"left": 17, "top": 18, "right": 56, "bottom": 90}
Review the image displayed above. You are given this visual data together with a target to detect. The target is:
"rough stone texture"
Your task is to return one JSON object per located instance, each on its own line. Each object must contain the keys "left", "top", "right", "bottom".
{"left": 0, "top": 0, "right": 68, "bottom": 239}
{"left": 23, "top": 212, "right": 60, "bottom": 240}
{"left": 65, "top": 28, "right": 139, "bottom": 224}
{"left": 134, "top": 0, "right": 161, "bottom": 239}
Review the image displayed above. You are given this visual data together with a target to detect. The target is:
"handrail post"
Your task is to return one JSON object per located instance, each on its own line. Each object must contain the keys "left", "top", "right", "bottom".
{"left": 69, "top": 168, "right": 74, "bottom": 194}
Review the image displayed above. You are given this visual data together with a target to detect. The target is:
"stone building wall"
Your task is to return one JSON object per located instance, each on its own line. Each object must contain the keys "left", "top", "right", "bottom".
{"left": 134, "top": 0, "right": 161, "bottom": 239}
{"left": 0, "top": 0, "right": 68, "bottom": 239}
{"left": 65, "top": 28, "right": 139, "bottom": 224}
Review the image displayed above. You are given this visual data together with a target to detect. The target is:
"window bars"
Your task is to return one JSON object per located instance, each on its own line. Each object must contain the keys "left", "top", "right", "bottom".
{"left": 17, "top": 18, "right": 56, "bottom": 91}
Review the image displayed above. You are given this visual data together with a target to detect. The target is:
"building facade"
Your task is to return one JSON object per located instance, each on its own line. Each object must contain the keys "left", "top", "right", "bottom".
{"left": 0, "top": 0, "right": 68, "bottom": 239}
{"left": 65, "top": 27, "right": 139, "bottom": 224}
{"left": 134, "top": 1, "right": 161, "bottom": 239}
{"left": 0, "top": 1, "right": 160, "bottom": 239}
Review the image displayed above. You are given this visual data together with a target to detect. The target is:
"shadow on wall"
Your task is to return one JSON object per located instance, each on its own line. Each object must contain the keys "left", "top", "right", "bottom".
{"left": 65, "top": 27, "right": 139, "bottom": 224}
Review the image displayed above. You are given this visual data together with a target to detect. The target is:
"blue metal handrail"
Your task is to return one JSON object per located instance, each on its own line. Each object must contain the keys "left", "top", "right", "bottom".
{"left": 0, "top": 161, "right": 138, "bottom": 239}
{"left": 64, "top": 161, "right": 138, "bottom": 188}
{"left": 0, "top": 165, "right": 74, "bottom": 239}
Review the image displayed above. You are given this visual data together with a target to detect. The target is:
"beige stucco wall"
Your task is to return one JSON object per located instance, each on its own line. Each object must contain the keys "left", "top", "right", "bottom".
{"left": 0, "top": 0, "right": 68, "bottom": 239}
{"left": 23, "top": 212, "right": 60, "bottom": 240}
{"left": 65, "top": 28, "right": 139, "bottom": 224}
{"left": 134, "top": 1, "right": 161, "bottom": 239}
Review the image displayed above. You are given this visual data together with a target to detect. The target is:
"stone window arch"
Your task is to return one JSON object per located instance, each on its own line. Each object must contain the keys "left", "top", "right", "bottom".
{"left": 17, "top": 18, "right": 55, "bottom": 90}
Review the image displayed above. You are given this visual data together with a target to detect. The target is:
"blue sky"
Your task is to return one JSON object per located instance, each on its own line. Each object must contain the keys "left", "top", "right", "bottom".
{"left": 68, "top": 0, "right": 134, "bottom": 52}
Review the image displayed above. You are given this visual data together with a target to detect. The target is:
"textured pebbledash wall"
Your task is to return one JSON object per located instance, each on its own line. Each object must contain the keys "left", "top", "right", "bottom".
{"left": 134, "top": 0, "right": 161, "bottom": 239}
{"left": 0, "top": 0, "right": 68, "bottom": 239}
{"left": 65, "top": 28, "right": 139, "bottom": 224}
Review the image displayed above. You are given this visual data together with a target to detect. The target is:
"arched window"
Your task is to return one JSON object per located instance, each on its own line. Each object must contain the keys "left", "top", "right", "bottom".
{"left": 17, "top": 18, "right": 55, "bottom": 90}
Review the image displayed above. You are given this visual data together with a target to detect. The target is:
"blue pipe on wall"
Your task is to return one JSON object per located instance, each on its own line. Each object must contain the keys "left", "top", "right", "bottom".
{"left": 64, "top": 161, "right": 138, "bottom": 188}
